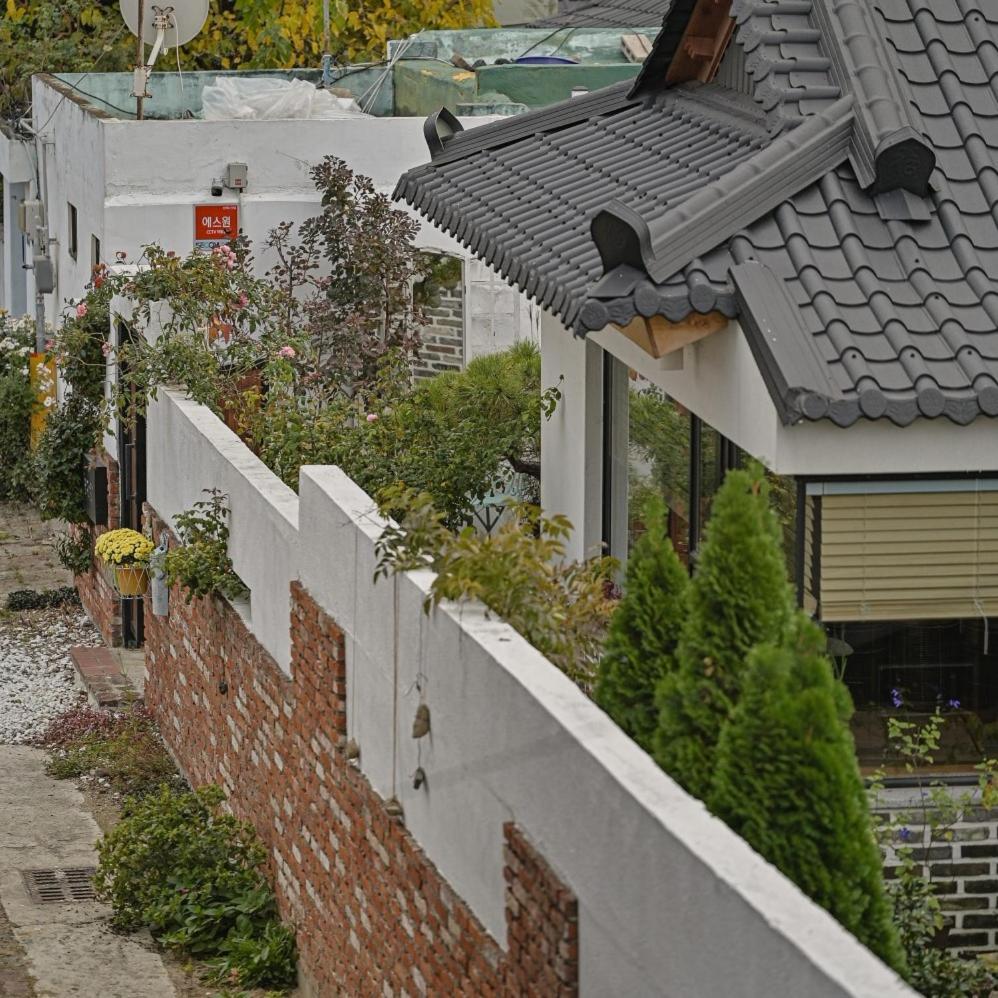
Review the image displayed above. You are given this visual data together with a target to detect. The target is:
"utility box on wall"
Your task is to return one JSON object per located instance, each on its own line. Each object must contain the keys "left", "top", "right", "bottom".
{"left": 85, "top": 463, "right": 109, "bottom": 526}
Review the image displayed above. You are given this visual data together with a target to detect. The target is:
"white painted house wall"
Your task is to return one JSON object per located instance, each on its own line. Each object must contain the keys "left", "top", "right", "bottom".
{"left": 0, "top": 128, "right": 33, "bottom": 316}
{"left": 0, "top": 76, "right": 538, "bottom": 358}
{"left": 540, "top": 316, "right": 998, "bottom": 557}
{"left": 146, "top": 386, "right": 915, "bottom": 998}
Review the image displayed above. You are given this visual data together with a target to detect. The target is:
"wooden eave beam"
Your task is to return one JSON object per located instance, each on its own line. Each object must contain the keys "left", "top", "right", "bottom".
{"left": 614, "top": 311, "right": 728, "bottom": 360}
{"left": 666, "top": 0, "right": 735, "bottom": 86}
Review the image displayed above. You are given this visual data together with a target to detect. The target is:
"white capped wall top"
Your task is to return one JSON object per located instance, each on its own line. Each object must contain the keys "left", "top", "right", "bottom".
{"left": 119, "top": 0, "right": 209, "bottom": 48}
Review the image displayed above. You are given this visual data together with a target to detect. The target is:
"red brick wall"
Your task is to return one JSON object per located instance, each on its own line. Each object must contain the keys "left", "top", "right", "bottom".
{"left": 76, "top": 454, "right": 121, "bottom": 646}
{"left": 505, "top": 823, "right": 579, "bottom": 997}
{"left": 142, "top": 507, "right": 579, "bottom": 996}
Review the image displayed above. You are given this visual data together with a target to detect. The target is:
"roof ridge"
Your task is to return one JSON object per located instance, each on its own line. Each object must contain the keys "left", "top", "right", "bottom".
{"left": 410, "top": 81, "right": 639, "bottom": 169}
{"left": 731, "top": 260, "right": 840, "bottom": 424}
{"left": 809, "top": 0, "right": 935, "bottom": 195}
{"left": 591, "top": 94, "right": 854, "bottom": 284}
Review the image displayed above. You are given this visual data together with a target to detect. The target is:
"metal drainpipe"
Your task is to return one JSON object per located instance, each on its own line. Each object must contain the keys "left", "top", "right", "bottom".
{"left": 688, "top": 414, "right": 702, "bottom": 566}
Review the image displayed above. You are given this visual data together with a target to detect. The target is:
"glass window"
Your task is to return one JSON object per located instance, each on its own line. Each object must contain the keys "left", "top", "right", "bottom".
{"left": 627, "top": 374, "right": 692, "bottom": 562}
{"left": 834, "top": 618, "right": 998, "bottom": 771}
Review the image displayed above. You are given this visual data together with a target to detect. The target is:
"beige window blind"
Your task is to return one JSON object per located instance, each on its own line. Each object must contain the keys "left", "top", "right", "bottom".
{"left": 817, "top": 488, "right": 998, "bottom": 622}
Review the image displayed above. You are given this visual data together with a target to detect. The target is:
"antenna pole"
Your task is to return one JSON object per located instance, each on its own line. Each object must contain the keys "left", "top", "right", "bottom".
{"left": 135, "top": 0, "right": 145, "bottom": 120}
{"left": 321, "top": 0, "right": 332, "bottom": 87}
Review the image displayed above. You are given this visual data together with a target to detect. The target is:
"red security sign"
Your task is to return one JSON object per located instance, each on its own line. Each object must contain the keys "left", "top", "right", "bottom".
{"left": 194, "top": 204, "right": 239, "bottom": 248}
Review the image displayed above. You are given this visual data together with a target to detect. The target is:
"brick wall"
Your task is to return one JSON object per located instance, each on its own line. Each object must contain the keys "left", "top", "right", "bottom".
{"left": 76, "top": 453, "right": 121, "bottom": 646}
{"left": 879, "top": 799, "right": 998, "bottom": 954}
{"left": 142, "top": 506, "right": 578, "bottom": 996}
{"left": 413, "top": 281, "right": 464, "bottom": 380}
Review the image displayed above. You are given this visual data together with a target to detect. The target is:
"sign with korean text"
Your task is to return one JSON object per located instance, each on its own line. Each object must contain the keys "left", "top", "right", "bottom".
{"left": 194, "top": 203, "right": 239, "bottom": 250}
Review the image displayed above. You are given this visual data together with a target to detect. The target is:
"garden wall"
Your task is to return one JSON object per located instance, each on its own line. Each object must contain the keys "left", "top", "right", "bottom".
{"left": 142, "top": 388, "right": 915, "bottom": 997}
{"left": 878, "top": 789, "right": 998, "bottom": 953}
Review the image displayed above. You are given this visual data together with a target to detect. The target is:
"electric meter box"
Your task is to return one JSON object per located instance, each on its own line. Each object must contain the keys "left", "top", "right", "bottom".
{"left": 17, "top": 199, "right": 45, "bottom": 240}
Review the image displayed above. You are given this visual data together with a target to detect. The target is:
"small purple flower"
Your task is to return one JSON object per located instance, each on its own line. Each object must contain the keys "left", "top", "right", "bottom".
{"left": 898, "top": 827, "right": 912, "bottom": 843}
{"left": 891, "top": 688, "right": 903, "bottom": 709}
{"left": 948, "top": 698, "right": 961, "bottom": 710}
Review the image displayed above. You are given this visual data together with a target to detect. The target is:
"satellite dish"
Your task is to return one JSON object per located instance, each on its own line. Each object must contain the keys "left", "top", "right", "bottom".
{"left": 119, "top": 0, "right": 209, "bottom": 49}
{"left": 120, "top": 0, "right": 208, "bottom": 116}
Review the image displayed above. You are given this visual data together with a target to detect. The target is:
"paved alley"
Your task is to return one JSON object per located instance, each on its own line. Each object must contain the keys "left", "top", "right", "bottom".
{"left": 0, "top": 747, "right": 177, "bottom": 998}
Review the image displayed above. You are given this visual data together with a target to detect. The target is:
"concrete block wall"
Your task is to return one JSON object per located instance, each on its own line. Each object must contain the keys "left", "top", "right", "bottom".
{"left": 137, "top": 390, "right": 916, "bottom": 997}
{"left": 414, "top": 282, "right": 465, "bottom": 379}
{"left": 879, "top": 792, "right": 998, "bottom": 953}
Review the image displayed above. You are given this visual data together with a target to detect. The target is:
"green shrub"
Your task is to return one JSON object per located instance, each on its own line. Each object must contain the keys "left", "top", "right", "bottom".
{"left": 0, "top": 371, "right": 36, "bottom": 500}
{"left": 55, "top": 527, "right": 93, "bottom": 576}
{"left": 163, "top": 490, "right": 247, "bottom": 604}
{"left": 595, "top": 497, "right": 688, "bottom": 751}
{"left": 5, "top": 587, "right": 79, "bottom": 611}
{"left": 34, "top": 393, "right": 103, "bottom": 523}
{"left": 45, "top": 708, "right": 179, "bottom": 798}
{"left": 709, "top": 616, "right": 906, "bottom": 974}
{"left": 206, "top": 920, "right": 298, "bottom": 990}
{"left": 94, "top": 785, "right": 297, "bottom": 990}
{"left": 654, "top": 465, "right": 794, "bottom": 799}
{"left": 889, "top": 854, "right": 995, "bottom": 996}
{"left": 376, "top": 489, "right": 616, "bottom": 687}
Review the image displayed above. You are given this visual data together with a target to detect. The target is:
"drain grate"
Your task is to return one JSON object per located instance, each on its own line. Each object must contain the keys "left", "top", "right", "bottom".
{"left": 21, "top": 867, "right": 97, "bottom": 904}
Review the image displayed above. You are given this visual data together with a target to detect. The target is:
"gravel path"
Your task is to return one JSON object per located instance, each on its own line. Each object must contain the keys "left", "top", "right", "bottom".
{"left": 0, "top": 607, "right": 99, "bottom": 743}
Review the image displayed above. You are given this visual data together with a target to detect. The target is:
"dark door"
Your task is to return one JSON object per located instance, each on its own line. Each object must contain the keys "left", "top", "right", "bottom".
{"left": 116, "top": 319, "right": 146, "bottom": 647}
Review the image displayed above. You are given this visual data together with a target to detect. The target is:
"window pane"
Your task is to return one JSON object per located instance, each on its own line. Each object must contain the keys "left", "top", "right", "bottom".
{"left": 627, "top": 375, "right": 691, "bottom": 562}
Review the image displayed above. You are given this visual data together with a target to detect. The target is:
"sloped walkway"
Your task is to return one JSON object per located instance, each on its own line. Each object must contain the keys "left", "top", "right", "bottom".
{"left": 0, "top": 746, "right": 177, "bottom": 998}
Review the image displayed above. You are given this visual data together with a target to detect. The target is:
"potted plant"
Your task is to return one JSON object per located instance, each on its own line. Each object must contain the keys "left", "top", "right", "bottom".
{"left": 94, "top": 528, "right": 154, "bottom": 596}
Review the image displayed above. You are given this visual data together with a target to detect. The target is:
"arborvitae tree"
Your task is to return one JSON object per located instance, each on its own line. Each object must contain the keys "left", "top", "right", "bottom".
{"left": 654, "top": 465, "right": 794, "bottom": 799}
{"left": 595, "top": 497, "right": 689, "bottom": 751}
{"left": 708, "top": 616, "right": 907, "bottom": 975}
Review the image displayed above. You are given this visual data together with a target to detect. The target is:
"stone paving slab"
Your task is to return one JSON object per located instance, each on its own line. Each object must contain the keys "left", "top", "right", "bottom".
{"left": 69, "top": 647, "right": 137, "bottom": 708}
{"left": 0, "top": 746, "right": 176, "bottom": 998}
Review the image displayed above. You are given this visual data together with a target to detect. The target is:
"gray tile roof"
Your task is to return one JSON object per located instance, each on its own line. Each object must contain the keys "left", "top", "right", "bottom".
{"left": 527, "top": 0, "right": 672, "bottom": 28}
{"left": 397, "top": 0, "right": 998, "bottom": 428}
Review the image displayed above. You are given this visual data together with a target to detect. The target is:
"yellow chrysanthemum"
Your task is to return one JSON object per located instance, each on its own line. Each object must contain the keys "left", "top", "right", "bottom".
{"left": 95, "top": 528, "right": 153, "bottom": 566}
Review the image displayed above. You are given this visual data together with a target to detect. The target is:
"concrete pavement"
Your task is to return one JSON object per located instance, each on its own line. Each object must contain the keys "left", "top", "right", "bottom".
{"left": 0, "top": 745, "right": 176, "bottom": 998}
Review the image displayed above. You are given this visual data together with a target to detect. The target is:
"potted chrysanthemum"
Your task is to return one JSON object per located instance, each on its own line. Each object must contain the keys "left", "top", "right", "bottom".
{"left": 94, "top": 528, "right": 154, "bottom": 596}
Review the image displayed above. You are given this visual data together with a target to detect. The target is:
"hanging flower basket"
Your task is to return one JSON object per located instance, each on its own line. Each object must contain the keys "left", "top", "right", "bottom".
{"left": 114, "top": 565, "right": 149, "bottom": 597}
{"left": 94, "top": 528, "right": 153, "bottom": 598}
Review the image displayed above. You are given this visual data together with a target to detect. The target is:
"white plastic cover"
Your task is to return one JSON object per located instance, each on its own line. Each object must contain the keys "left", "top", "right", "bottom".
{"left": 200, "top": 77, "right": 368, "bottom": 120}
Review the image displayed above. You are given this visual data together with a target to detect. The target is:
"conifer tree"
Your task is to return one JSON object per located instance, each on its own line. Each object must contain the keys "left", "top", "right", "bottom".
{"left": 708, "top": 617, "right": 907, "bottom": 975}
{"left": 595, "top": 498, "right": 689, "bottom": 751}
{"left": 654, "top": 465, "right": 794, "bottom": 799}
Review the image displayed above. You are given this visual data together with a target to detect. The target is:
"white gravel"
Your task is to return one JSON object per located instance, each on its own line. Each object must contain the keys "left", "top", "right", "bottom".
{"left": 0, "top": 607, "right": 99, "bottom": 743}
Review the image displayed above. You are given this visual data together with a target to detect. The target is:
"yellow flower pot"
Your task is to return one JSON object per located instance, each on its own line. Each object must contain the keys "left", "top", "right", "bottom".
{"left": 115, "top": 565, "right": 149, "bottom": 597}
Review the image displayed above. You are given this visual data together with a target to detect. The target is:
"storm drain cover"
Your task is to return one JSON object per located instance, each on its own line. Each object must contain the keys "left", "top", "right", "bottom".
{"left": 21, "top": 867, "right": 97, "bottom": 904}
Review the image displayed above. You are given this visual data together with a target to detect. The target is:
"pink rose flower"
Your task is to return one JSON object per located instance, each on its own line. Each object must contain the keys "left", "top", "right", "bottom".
{"left": 101, "top": 341, "right": 112, "bottom": 357}
{"left": 237, "top": 292, "right": 248, "bottom": 309}
{"left": 278, "top": 345, "right": 296, "bottom": 359}
{"left": 76, "top": 302, "right": 88, "bottom": 318}
{"left": 366, "top": 413, "right": 379, "bottom": 423}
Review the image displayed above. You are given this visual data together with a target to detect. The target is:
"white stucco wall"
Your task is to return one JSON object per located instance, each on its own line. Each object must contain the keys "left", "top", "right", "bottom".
{"left": 142, "top": 391, "right": 915, "bottom": 996}
{"left": 298, "top": 463, "right": 914, "bottom": 998}
{"left": 540, "top": 310, "right": 603, "bottom": 561}
{"left": 0, "top": 128, "right": 33, "bottom": 315}
{"left": 146, "top": 390, "right": 299, "bottom": 671}
{"left": 18, "top": 77, "right": 538, "bottom": 359}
